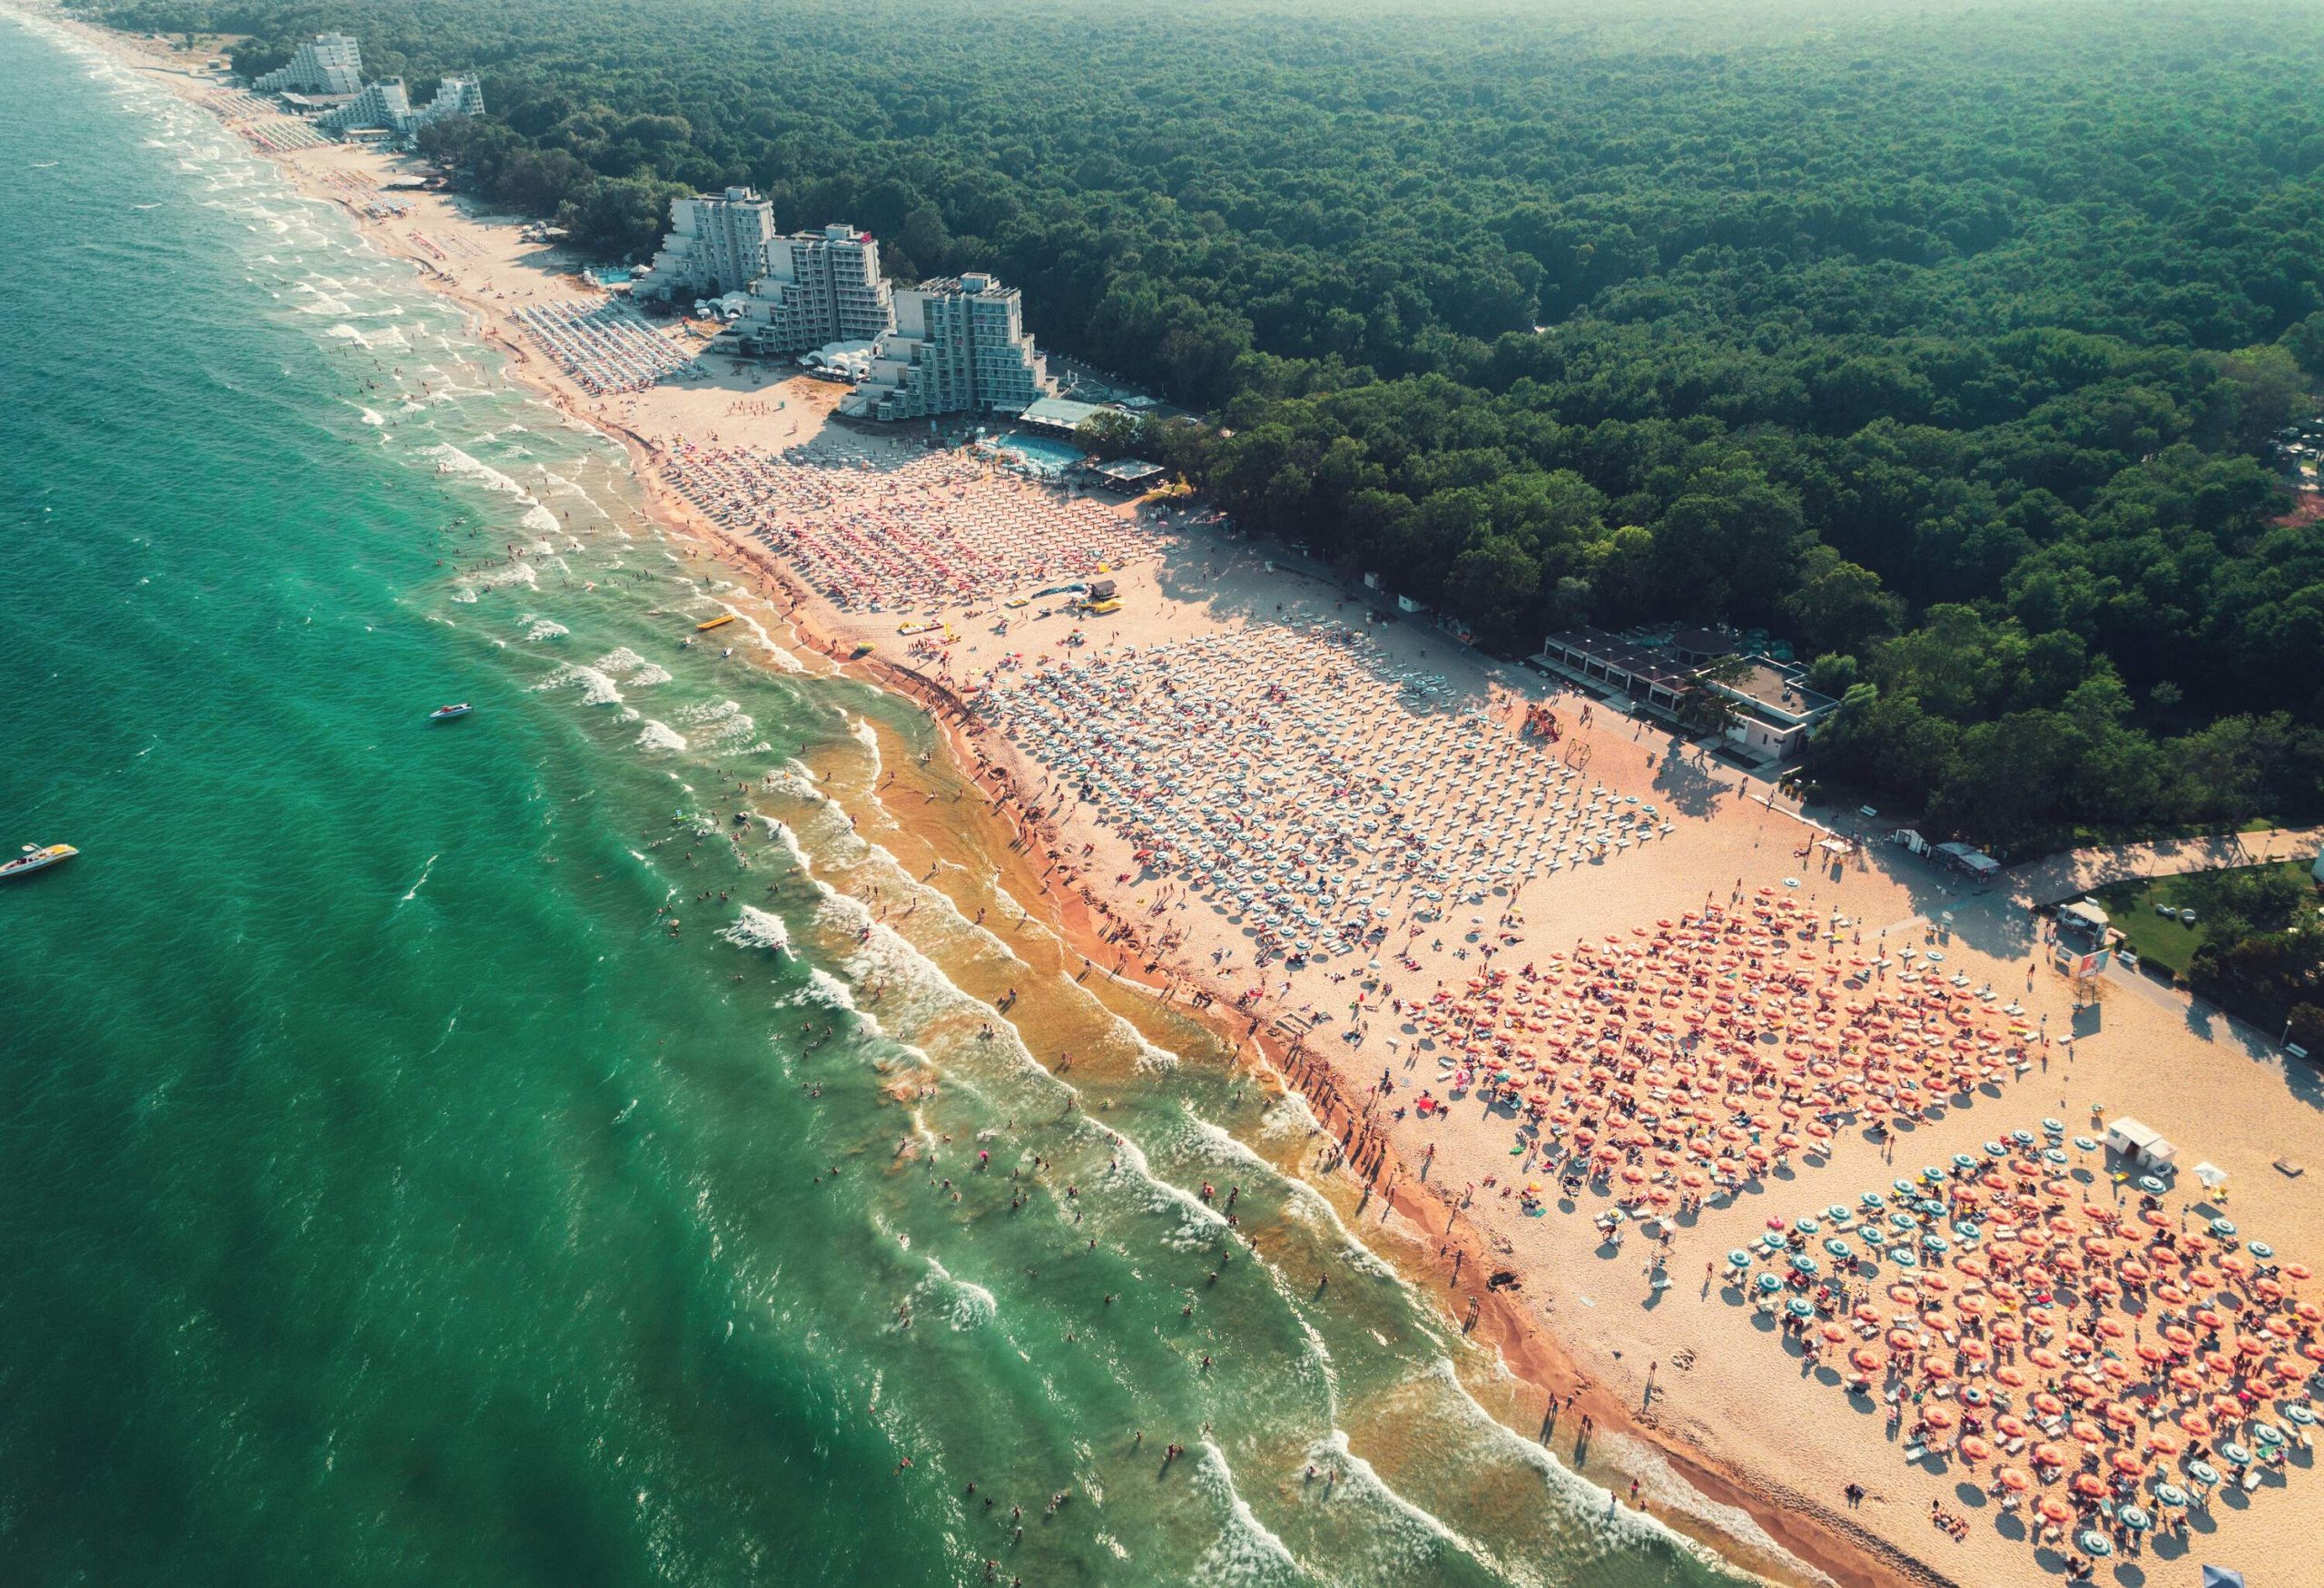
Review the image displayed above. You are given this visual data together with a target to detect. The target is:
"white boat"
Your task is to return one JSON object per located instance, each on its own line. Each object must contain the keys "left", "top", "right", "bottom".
{"left": 1, "top": 843, "right": 76, "bottom": 880}
{"left": 428, "top": 703, "right": 473, "bottom": 721}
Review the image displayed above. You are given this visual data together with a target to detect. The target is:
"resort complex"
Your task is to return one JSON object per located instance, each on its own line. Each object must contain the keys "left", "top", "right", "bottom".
{"left": 316, "top": 74, "right": 481, "bottom": 138}
{"left": 57, "top": 15, "right": 2320, "bottom": 1585}
{"left": 244, "top": 32, "right": 482, "bottom": 143}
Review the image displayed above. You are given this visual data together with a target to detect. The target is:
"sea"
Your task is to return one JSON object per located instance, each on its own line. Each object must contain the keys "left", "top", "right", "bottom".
{"left": 0, "top": 16, "right": 1764, "bottom": 1588}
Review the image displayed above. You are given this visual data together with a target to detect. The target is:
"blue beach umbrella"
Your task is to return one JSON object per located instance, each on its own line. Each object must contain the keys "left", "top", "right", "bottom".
{"left": 2211, "top": 1218, "right": 2238, "bottom": 1237}
{"left": 2152, "top": 1482, "right": 2189, "bottom": 1507}
{"left": 1787, "top": 1297, "right": 1816, "bottom": 1319}
{"left": 2119, "top": 1504, "right": 2152, "bottom": 1531}
{"left": 1728, "top": 1249, "right": 1752, "bottom": 1269}
{"left": 2248, "top": 1241, "right": 2273, "bottom": 1259}
{"left": 1756, "top": 1272, "right": 1783, "bottom": 1294}
{"left": 2218, "top": 1441, "right": 2253, "bottom": 1466}
{"left": 1825, "top": 1238, "right": 1855, "bottom": 1258}
{"left": 2187, "top": 1461, "right": 2221, "bottom": 1486}
{"left": 2079, "top": 1531, "right": 2112, "bottom": 1556}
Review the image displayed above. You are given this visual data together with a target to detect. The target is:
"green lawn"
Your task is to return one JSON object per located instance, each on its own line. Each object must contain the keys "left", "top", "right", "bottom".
{"left": 2091, "top": 862, "right": 2319, "bottom": 981}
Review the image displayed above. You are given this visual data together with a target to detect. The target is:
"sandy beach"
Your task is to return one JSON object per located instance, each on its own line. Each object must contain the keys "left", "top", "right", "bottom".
{"left": 59, "top": 21, "right": 2324, "bottom": 1588}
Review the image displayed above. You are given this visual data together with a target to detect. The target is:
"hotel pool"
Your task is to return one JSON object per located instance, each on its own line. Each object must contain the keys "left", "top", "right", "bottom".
{"left": 986, "top": 431, "right": 1088, "bottom": 477}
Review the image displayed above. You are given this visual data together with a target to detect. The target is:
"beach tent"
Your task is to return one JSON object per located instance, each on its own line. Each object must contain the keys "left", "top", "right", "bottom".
{"left": 2106, "top": 1117, "right": 2176, "bottom": 1170}
{"left": 2201, "top": 1568, "right": 2245, "bottom": 1588}
{"left": 2193, "top": 1161, "right": 2229, "bottom": 1191}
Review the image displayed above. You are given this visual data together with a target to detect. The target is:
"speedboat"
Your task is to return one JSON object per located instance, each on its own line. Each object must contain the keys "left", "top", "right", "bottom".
{"left": 1, "top": 843, "right": 76, "bottom": 879}
{"left": 428, "top": 703, "right": 473, "bottom": 722}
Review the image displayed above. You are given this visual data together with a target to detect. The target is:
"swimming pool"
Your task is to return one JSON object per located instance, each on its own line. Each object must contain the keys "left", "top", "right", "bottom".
{"left": 986, "top": 431, "right": 1087, "bottom": 477}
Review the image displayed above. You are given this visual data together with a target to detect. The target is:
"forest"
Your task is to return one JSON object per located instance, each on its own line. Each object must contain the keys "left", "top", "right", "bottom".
{"left": 83, "top": 0, "right": 2324, "bottom": 849}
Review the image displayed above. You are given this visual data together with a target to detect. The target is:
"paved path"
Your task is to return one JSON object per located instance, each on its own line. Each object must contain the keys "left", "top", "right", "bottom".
{"left": 2007, "top": 825, "right": 2324, "bottom": 907}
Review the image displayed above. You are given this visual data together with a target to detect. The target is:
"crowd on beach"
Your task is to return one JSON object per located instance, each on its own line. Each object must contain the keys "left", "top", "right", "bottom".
{"left": 979, "top": 619, "right": 1664, "bottom": 976}
{"left": 1738, "top": 1119, "right": 2319, "bottom": 1573}
{"left": 1377, "top": 890, "right": 2043, "bottom": 1220}
{"left": 661, "top": 436, "right": 1159, "bottom": 610}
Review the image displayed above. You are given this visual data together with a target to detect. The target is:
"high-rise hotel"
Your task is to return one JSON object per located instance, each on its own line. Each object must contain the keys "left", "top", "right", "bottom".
{"left": 845, "top": 273, "right": 1050, "bottom": 421}
{"left": 736, "top": 224, "right": 897, "bottom": 356}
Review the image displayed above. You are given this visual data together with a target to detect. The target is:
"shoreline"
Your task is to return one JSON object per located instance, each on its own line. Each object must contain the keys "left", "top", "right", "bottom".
{"left": 41, "top": 15, "right": 2324, "bottom": 1588}
{"left": 11, "top": 18, "right": 1935, "bottom": 1585}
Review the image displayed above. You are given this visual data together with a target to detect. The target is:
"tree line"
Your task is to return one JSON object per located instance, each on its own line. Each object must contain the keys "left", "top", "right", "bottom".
{"left": 86, "top": 0, "right": 2324, "bottom": 850}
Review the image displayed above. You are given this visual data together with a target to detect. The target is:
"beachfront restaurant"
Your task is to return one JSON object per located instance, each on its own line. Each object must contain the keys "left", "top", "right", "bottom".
{"left": 1535, "top": 627, "right": 1697, "bottom": 715}
{"left": 1534, "top": 628, "right": 1837, "bottom": 764}
{"left": 1086, "top": 457, "right": 1167, "bottom": 494}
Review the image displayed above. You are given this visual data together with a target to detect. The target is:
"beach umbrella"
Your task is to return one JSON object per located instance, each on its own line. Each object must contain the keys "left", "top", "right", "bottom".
{"left": 2219, "top": 1441, "right": 2253, "bottom": 1465}
{"left": 2079, "top": 1531, "right": 2113, "bottom": 1557}
{"left": 2036, "top": 1496, "right": 2071, "bottom": 1524}
{"left": 2152, "top": 1482, "right": 2189, "bottom": 1507}
{"left": 2188, "top": 1461, "right": 2222, "bottom": 1487}
{"left": 1996, "top": 1465, "right": 2033, "bottom": 1492}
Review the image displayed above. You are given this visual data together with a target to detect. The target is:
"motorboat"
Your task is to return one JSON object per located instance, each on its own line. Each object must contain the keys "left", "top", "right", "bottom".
{"left": 428, "top": 703, "right": 473, "bottom": 722}
{"left": 1, "top": 843, "right": 76, "bottom": 879}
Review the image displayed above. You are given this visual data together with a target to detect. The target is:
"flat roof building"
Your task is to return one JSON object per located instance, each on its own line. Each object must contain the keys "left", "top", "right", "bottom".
{"left": 642, "top": 188, "right": 777, "bottom": 303}
{"left": 1019, "top": 395, "right": 1118, "bottom": 436}
{"left": 1535, "top": 628, "right": 1836, "bottom": 764}
{"left": 737, "top": 224, "right": 895, "bottom": 357}
{"left": 1088, "top": 458, "right": 1167, "bottom": 494}
{"left": 846, "top": 272, "right": 1051, "bottom": 422}
{"left": 256, "top": 33, "right": 363, "bottom": 97}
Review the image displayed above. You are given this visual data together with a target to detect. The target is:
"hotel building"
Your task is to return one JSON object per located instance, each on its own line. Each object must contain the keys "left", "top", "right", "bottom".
{"left": 255, "top": 33, "right": 364, "bottom": 97}
{"left": 846, "top": 272, "right": 1050, "bottom": 421}
{"left": 642, "top": 188, "right": 777, "bottom": 302}
{"left": 736, "top": 224, "right": 898, "bottom": 356}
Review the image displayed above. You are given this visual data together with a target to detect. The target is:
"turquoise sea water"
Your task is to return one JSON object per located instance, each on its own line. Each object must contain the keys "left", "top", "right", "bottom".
{"left": 0, "top": 19, "right": 1758, "bottom": 1588}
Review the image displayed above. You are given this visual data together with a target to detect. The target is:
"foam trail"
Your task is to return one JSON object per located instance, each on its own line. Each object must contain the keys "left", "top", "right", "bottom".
{"left": 718, "top": 905, "right": 791, "bottom": 954}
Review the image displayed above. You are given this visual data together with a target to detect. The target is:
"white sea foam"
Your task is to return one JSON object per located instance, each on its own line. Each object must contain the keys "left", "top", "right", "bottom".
{"left": 635, "top": 720, "right": 687, "bottom": 754}
{"left": 919, "top": 1258, "right": 999, "bottom": 1331}
{"left": 422, "top": 442, "right": 527, "bottom": 496}
{"left": 718, "top": 905, "right": 792, "bottom": 954}
{"left": 678, "top": 698, "right": 757, "bottom": 750}
{"left": 525, "top": 617, "right": 569, "bottom": 642}
{"left": 593, "top": 648, "right": 670, "bottom": 688}
{"left": 1191, "top": 1440, "right": 1302, "bottom": 1587}
{"left": 534, "top": 663, "right": 622, "bottom": 705}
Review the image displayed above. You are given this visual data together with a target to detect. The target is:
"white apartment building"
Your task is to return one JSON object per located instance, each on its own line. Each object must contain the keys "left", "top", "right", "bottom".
{"left": 642, "top": 188, "right": 777, "bottom": 302}
{"left": 736, "top": 223, "right": 897, "bottom": 357}
{"left": 255, "top": 33, "right": 363, "bottom": 96}
{"left": 318, "top": 77, "right": 412, "bottom": 136}
{"left": 415, "top": 75, "right": 487, "bottom": 127}
{"left": 845, "top": 272, "right": 1050, "bottom": 422}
